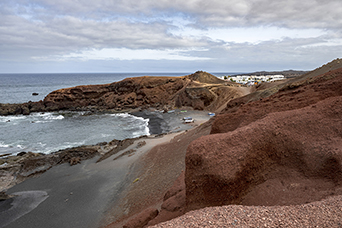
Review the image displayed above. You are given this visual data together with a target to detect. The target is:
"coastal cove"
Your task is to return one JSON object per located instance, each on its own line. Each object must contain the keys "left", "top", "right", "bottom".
{"left": 0, "top": 72, "right": 236, "bottom": 104}
{"left": 1, "top": 61, "right": 342, "bottom": 228}
{"left": 0, "top": 71, "right": 238, "bottom": 227}
{"left": 1, "top": 71, "right": 236, "bottom": 156}
{"left": 0, "top": 111, "right": 150, "bottom": 156}
{"left": 0, "top": 110, "right": 212, "bottom": 228}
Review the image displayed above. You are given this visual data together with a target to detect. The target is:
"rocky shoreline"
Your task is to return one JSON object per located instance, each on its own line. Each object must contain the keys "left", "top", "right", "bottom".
{"left": 0, "top": 71, "right": 241, "bottom": 116}
{"left": 0, "top": 109, "right": 211, "bottom": 205}
{"left": 107, "top": 59, "right": 342, "bottom": 227}
{"left": 1, "top": 59, "right": 342, "bottom": 228}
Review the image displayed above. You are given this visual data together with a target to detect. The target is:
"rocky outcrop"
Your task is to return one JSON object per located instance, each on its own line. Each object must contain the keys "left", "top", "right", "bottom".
{"left": 0, "top": 137, "right": 144, "bottom": 192}
{"left": 185, "top": 65, "right": 342, "bottom": 212}
{"left": 214, "top": 58, "right": 342, "bottom": 115}
{"left": 0, "top": 71, "right": 240, "bottom": 115}
{"left": 147, "top": 171, "right": 186, "bottom": 226}
{"left": 123, "top": 208, "right": 159, "bottom": 228}
{"left": 211, "top": 67, "right": 342, "bottom": 134}
{"left": 103, "top": 60, "right": 342, "bottom": 228}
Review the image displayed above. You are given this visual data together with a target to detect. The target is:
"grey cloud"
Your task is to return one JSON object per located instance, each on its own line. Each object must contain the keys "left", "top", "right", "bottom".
{"left": 21, "top": 0, "right": 342, "bottom": 29}
{"left": 1, "top": 0, "right": 341, "bottom": 73}
{"left": 0, "top": 12, "right": 207, "bottom": 61}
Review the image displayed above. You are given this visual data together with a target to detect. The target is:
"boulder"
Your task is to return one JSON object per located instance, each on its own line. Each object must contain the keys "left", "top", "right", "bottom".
{"left": 123, "top": 208, "right": 159, "bottom": 228}
{"left": 148, "top": 172, "right": 186, "bottom": 226}
{"left": 185, "top": 95, "right": 342, "bottom": 211}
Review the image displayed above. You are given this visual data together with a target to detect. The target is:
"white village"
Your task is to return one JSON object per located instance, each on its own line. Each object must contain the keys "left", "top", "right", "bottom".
{"left": 221, "top": 74, "right": 285, "bottom": 86}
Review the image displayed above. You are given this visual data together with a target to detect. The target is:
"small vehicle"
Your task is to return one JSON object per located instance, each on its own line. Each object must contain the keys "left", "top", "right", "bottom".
{"left": 183, "top": 117, "right": 194, "bottom": 123}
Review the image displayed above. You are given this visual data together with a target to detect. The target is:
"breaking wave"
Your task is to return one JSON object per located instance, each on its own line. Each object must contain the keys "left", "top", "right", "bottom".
{"left": 0, "top": 112, "right": 150, "bottom": 156}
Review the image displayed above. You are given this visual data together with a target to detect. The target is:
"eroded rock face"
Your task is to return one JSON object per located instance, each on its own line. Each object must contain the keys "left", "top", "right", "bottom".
{"left": 147, "top": 171, "right": 186, "bottom": 227}
{"left": 211, "top": 68, "right": 342, "bottom": 134}
{"left": 122, "top": 208, "right": 159, "bottom": 228}
{"left": 0, "top": 145, "right": 102, "bottom": 192}
{"left": 43, "top": 73, "right": 233, "bottom": 112}
{"left": 185, "top": 69, "right": 342, "bottom": 211}
{"left": 0, "top": 72, "right": 239, "bottom": 115}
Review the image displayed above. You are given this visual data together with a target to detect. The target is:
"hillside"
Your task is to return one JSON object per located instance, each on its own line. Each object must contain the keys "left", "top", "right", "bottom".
{"left": 234, "top": 70, "right": 308, "bottom": 78}
{"left": 1, "top": 59, "right": 341, "bottom": 227}
{"left": 112, "top": 58, "right": 342, "bottom": 227}
{"left": 0, "top": 71, "right": 243, "bottom": 115}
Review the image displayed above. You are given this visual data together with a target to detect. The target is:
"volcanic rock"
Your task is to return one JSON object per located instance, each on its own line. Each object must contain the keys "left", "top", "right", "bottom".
{"left": 0, "top": 71, "right": 243, "bottom": 115}
{"left": 122, "top": 208, "right": 159, "bottom": 228}
{"left": 185, "top": 66, "right": 342, "bottom": 211}
{"left": 147, "top": 171, "right": 186, "bottom": 226}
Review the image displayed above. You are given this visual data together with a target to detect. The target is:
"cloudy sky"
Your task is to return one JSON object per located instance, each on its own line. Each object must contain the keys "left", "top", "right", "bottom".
{"left": 1, "top": 0, "right": 341, "bottom": 73}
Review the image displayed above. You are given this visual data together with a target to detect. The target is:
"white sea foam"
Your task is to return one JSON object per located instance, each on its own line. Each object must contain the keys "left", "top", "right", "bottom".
{"left": 0, "top": 115, "right": 26, "bottom": 123}
{"left": 44, "top": 114, "right": 64, "bottom": 120}
{"left": 132, "top": 117, "right": 150, "bottom": 137}
{"left": 1, "top": 111, "right": 150, "bottom": 156}
{"left": 37, "top": 142, "right": 47, "bottom": 147}
{"left": 110, "top": 113, "right": 150, "bottom": 137}
{"left": 27, "top": 112, "right": 65, "bottom": 124}
{"left": 0, "top": 142, "right": 24, "bottom": 149}
{"left": 0, "top": 142, "right": 9, "bottom": 148}
{"left": 0, "top": 113, "right": 64, "bottom": 125}
{"left": 109, "top": 113, "right": 131, "bottom": 118}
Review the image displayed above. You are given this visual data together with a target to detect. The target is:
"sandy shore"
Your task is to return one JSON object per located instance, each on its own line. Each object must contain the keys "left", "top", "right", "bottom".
{"left": 132, "top": 109, "right": 212, "bottom": 134}
{"left": 0, "top": 109, "right": 213, "bottom": 228}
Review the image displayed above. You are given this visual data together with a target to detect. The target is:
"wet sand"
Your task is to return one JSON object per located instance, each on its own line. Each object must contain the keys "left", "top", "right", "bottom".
{"left": 1, "top": 110, "right": 212, "bottom": 228}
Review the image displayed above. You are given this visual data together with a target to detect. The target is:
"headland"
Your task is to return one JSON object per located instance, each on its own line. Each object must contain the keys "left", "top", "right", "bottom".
{"left": 1, "top": 59, "right": 342, "bottom": 227}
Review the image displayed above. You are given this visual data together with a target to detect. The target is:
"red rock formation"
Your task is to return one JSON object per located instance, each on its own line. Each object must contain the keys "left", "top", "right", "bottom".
{"left": 211, "top": 67, "right": 342, "bottom": 134}
{"left": 122, "top": 208, "right": 159, "bottom": 228}
{"left": 185, "top": 67, "right": 342, "bottom": 211}
{"left": 0, "top": 71, "right": 242, "bottom": 115}
{"left": 106, "top": 60, "right": 342, "bottom": 227}
{"left": 43, "top": 72, "right": 239, "bottom": 112}
{"left": 147, "top": 171, "right": 186, "bottom": 226}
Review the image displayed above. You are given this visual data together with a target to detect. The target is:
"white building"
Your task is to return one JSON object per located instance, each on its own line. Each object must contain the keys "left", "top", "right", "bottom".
{"left": 222, "top": 75, "right": 285, "bottom": 85}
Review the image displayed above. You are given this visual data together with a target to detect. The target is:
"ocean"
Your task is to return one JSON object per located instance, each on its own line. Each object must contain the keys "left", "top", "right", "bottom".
{"left": 0, "top": 72, "right": 232, "bottom": 156}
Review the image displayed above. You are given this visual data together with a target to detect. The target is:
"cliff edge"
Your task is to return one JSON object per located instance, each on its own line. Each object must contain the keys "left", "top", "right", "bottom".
{"left": 0, "top": 71, "right": 242, "bottom": 115}
{"left": 119, "top": 58, "right": 342, "bottom": 227}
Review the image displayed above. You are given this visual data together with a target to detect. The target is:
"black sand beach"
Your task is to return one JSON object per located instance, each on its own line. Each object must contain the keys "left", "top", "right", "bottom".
{"left": 0, "top": 110, "right": 212, "bottom": 228}
{"left": 132, "top": 109, "right": 210, "bottom": 135}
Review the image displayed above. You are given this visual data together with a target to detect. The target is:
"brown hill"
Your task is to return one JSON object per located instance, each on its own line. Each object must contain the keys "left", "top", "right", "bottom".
{"left": 187, "top": 61, "right": 342, "bottom": 210}
{"left": 125, "top": 59, "right": 342, "bottom": 227}
{"left": 219, "top": 58, "right": 342, "bottom": 111}
{"left": 0, "top": 72, "right": 242, "bottom": 115}
{"left": 187, "top": 71, "right": 227, "bottom": 84}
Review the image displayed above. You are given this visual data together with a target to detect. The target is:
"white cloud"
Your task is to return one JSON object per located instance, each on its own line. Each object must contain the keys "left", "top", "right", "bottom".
{"left": 43, "top": 48, "right": 211, "bottom": 61}
{"left": 0, "top": 0, "right": 341, "bottom": 73}
{"left": 170, "top": 26, "right": 326, "bottom": 44}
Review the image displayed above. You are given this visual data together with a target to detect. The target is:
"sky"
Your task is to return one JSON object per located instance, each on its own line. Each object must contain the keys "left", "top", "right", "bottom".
{"left": 1, "top": 0, "right": 342, "bottom": 73}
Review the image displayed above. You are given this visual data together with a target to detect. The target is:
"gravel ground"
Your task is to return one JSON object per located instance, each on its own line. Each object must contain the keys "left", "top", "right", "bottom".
{"left": 151, "top": 195, "right": 342, "bottom": 227}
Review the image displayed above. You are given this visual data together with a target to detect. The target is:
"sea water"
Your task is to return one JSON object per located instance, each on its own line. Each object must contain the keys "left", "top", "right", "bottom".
{"left": 0, "top": 112, "right": 150, "bottom": 155}
{"left": 0, "top": 72, "right": 232, "bottom": 156}
{"left": 0, "top": 73, "right": 186, "bottom": 156}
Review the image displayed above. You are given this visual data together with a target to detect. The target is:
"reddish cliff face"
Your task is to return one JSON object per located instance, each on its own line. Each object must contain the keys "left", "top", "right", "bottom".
{"left": 211, "top": 67, "right": 342, "bottom": 134}
{"left": 0, "top": 71, "right": 243, "bottom": 115}
{"left": 185, "top": 65, "right": 342, "bottom": 212}
{"left": 43, "top": 72, "right": 240, "bottom": 112}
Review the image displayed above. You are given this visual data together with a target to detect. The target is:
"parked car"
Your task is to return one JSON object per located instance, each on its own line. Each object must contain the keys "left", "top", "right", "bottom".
{"left": 183, "top": 117, "right": 194, "bottom": 123}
